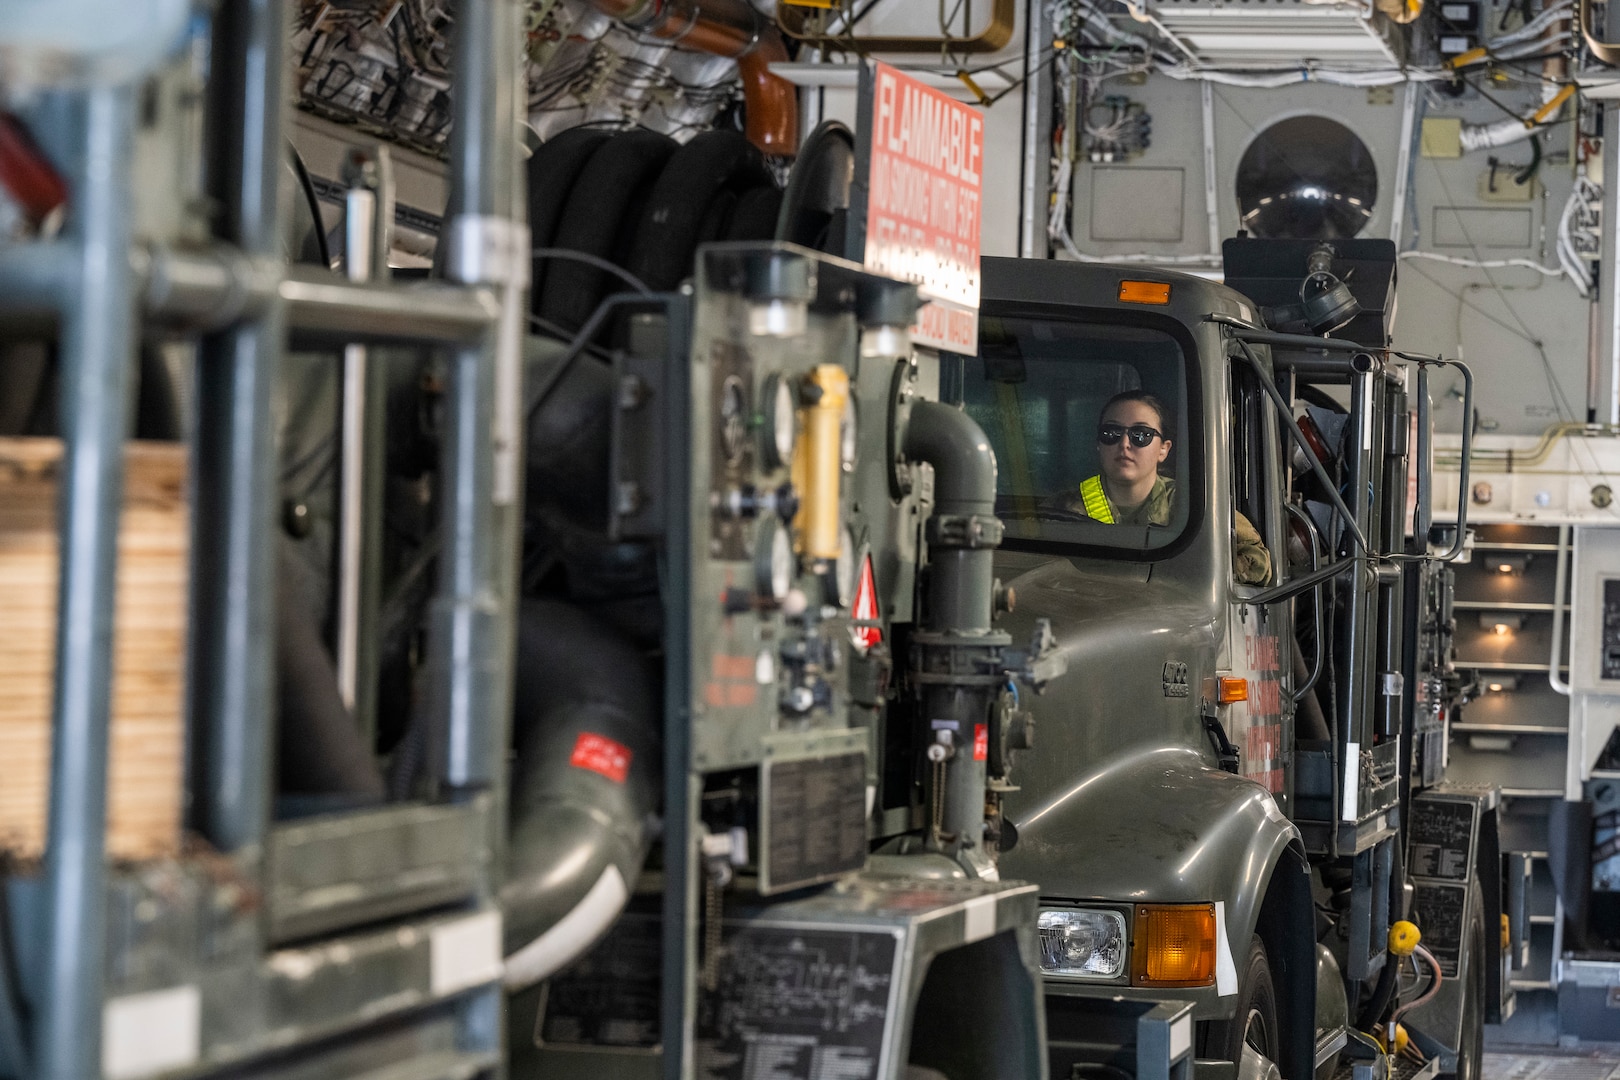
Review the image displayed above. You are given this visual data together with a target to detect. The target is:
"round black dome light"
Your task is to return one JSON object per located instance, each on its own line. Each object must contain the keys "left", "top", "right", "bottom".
{"left": 1235, "top": 116, "right": 1377, "bottom": 240}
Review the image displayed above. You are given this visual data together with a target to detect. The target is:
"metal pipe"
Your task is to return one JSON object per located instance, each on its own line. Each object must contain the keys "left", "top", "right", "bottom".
{"left": 142, "top": 243, "right": 279, "bottom": 329}
{"left": 187, "top": 0, "right": 287, "bottom": 854}
{"left": 1550, "top": 524, "right": 1574, "bottom": 695}
{"left": 1277, "top": 355, "right": 1380, "bottom": 379}
{"left": 1017, "top": 2, "right": 1051, "bottom": 259}
{"left": 1602, "top": 103, "right": 1620, "bottom": 425}
{"left": 1283, "top": 502, "right": 1327, "bottom": 702}
{"left": 1441, "top": 360, "right": 1473, "bottom": 561}
{"left": 589, "top": 0, "right": 797, "bottom": 154}
{"left": 1415, "top": 365, "right": 1432, "bottom": 542}
{"left": 1246, "top": 553, "right": 1357, "bottom": 607}
{"left": 777, "top": 0, "right": 1016, "bottom": 53}
{"left": 1343, "top": 369, "right": 1376, "bottom": 752}
{"left": 35, "top": 84, "right": 138, "bottom": 1080}
{"left": 434, "top": 0, "right": 524, "bottom": 796}
{"left": 902, "top": 400, "right": 1007, "bottom": 863}
{"left": 280, "top": 271, "right": 498, "bottom": 344}
{"left": 335, "top": 148, "right": 391, "bottom": 741}
{"left": 1201, "top": 81, "right": 1220, "bottom": 257}
{"left": 0, "top": 240, "right": 76, "bottom": 316}
{"left": 1209, "top": 313, "right": 1379, "bottom": 357}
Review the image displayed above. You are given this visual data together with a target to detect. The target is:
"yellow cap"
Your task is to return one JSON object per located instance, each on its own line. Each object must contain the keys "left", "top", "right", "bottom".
{"left": 1501, "top": 913, "right": 1511, "bottom": 950}
{"left": 1376, "top": 1023, "right": 1410, "bottom": 1054}
{"left": 1388, "top": 920, "right": 1421, "bottom": 957}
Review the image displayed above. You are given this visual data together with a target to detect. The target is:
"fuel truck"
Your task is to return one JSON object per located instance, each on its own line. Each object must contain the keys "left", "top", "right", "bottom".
{"left": 948, "top": 238, "right": 1507, "bottom": 1080}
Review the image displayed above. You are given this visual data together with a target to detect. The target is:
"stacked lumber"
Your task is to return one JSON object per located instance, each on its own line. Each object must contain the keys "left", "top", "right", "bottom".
{"left": 0, "top": 438, "right": 188, "bottom": 861}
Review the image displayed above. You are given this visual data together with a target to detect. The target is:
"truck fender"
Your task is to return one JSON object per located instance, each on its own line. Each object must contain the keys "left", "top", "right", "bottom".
{"left": 1007, "top": 746, "right": 1310, "bottom": 1032}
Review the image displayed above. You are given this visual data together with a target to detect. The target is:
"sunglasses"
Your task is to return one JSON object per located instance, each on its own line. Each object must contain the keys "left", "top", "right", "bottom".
{"left": 1097, "top": 423, "right": 1164, "bottom": 448}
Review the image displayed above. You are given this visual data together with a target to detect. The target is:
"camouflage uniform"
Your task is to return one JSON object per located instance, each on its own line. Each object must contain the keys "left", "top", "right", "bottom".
{"left": 1232, "top": 512, "right": 1271, "bottom": 586}
{"left": 1064, "top": 474, "right": 1272, "bottom": 585}
{"left": 1065, "top": 474, "right": 1176, "bottom": 526}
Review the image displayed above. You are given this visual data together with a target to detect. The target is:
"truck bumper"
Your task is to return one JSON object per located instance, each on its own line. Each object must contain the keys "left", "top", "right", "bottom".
{"left": 1046, "top": 994, "right": 1196, "bottom": 1080}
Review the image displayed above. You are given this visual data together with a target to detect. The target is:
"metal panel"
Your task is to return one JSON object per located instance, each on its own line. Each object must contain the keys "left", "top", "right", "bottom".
{"left": 1089, "top": 168, "right": 1186, "bottom": 243}
{"left": 1432, "top": 207, "right": 1534, "bottom": 249}
{"left": 266, "top": 800, "right": 492, "bottom": 945}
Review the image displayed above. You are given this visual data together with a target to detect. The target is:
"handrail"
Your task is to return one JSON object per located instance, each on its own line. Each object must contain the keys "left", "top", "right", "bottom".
{"left": 1245, "top": 554, "right": 1359, "bottom": 607}
{"left": 1284, "top": 501, "right": 1327, "bottom": 703}
{"left": 1415, "top": 364, "right": 1433, "bottom": 541}
{"left": 1550, "top": 524, "right": 1574, "bottom": 696}
{"left": 1208, "top": 312, "right": 1379, "bottom": 357}
{"left": 1394, "top": 352, "right": 1473, "bottom": 562}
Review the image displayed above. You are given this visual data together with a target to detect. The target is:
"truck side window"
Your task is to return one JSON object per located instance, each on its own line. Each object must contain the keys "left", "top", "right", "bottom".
{"left": 1229, "top": 367, "right": 1273, "bottom": 586}
{"left": 964, "top": 313, "right": 1193, "bottom": 557}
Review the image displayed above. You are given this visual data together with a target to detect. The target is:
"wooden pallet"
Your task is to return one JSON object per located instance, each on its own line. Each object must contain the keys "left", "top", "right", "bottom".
{"left": 0, "top": 437, "right": 187, "bottom": 862}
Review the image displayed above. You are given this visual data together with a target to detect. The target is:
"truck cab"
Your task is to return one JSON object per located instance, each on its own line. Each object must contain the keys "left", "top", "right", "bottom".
{"left": 953, "top": 242, "right": 1499, "bottom": 1080}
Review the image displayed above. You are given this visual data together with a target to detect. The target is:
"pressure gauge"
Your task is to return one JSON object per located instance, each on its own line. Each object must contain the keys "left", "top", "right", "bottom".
{"left": 840, "top": 395, "right": 858, "bottom": 473}
{"left": 761, "top": 372, "right": 797, "bottom": 471}
{"left": 756, "top": 517, "right": 794, "bottom": 603}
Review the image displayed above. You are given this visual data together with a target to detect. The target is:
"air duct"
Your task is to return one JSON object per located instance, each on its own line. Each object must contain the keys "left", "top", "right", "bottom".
{"left": 588, "top": 0, "right": 798, "bottom": 156}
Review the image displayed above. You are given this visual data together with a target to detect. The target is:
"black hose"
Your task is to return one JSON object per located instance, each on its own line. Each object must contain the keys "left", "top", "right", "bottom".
{"left": 1354, "top": 840, "right": 1408, "bottom": 1031}
{"left": 275, "top": 537, "right": 386, "bottom": 803}
{"left": 288, "top": 142, "right": 331, "bottom": 268}
{"left": 502, "top": 599, "right": 660, "bottom": 989}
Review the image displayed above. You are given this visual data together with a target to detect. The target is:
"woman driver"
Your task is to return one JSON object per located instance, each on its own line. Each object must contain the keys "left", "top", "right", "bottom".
{"left": 1064, "top": 390, "right": 1271, "bottom": 585}
{"left": 1070, "top": 390, "right": 1174, "bottom": 526}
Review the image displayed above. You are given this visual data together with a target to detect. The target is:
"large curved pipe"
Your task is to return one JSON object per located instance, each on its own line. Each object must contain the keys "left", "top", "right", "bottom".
{"left": 903, "top": 399, "right": 997, "bottom": 521}
{"left": 902, "top": 399, "right": 999, "bottom": 637}
{"left": 588, "top": 0, "right": 797, "bottom": 155}
{"left": 502, "top": 599, "right": 660, "bottom": 989}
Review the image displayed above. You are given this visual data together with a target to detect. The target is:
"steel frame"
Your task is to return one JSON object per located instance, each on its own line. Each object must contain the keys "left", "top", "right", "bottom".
{"left": 0, "top": 1, "right": 527, "bottom": 1076}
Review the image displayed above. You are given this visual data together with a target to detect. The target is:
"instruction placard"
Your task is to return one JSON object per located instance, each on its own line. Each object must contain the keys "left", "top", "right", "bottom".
{"left": 857, "top": 61, "right": 983, "bottom": 353}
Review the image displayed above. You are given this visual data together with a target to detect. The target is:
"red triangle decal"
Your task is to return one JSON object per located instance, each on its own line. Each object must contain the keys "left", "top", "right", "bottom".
{"left": 852, "top": 554, "right": 882, "bottom": 652}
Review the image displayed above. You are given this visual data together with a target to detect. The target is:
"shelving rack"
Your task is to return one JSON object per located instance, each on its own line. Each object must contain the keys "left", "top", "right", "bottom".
{"left": 0, "top": 2, "right": 527, "bottom": 1077}
{"left": 1448, "top": 525, "right": 1570, "bottom": 997}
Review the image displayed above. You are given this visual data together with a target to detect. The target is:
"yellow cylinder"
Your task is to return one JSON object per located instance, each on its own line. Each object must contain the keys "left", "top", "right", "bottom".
{"left": 796, "top": 364, "right": 848, "bottom": 561}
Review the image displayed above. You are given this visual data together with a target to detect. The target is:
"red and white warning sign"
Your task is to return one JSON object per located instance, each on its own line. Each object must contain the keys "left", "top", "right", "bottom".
{"left": 570, "top": 732, "right": 632, "bottom": 784}
{"left": 861, "top": 61, "right": 983, "bottom": 353}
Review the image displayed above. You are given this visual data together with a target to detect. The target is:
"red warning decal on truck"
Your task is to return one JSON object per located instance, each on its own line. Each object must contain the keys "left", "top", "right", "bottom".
{"left": 973, "top": 723, "right": 988, "bottom": 761}
{"left": 570, "top": 732, "right": 632, "bottom": 783}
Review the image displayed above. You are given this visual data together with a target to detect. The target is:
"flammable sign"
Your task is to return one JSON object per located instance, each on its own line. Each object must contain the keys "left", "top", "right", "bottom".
{"left": 853, "top": 61, "right": 983, "bottom": 353}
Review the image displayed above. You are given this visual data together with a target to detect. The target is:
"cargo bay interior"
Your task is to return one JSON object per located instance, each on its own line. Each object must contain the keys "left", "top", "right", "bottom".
{"left": 3, "top": 1, "right": 1620, "bottom": 1079}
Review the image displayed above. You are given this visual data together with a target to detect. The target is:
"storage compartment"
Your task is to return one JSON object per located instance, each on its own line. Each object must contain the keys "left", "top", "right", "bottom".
{"left": 0, "top": 437, "right": 187, "bottom": 861}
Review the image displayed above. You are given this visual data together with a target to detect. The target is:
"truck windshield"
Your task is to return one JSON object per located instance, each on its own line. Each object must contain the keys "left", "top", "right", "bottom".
{"left": 963, "top": 313, "right": 1192, "bottom": 555}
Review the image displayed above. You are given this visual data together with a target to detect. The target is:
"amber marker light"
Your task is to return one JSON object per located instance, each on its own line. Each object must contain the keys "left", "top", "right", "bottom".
{"left": 1132, "top": 904, "right": 1218, "bottom": 987}
{"left": 1118, "top": 280, "right": 1171, "bottom": 305}
{"left": 1218, "top": 676, "right": 1248, "bottom": 703}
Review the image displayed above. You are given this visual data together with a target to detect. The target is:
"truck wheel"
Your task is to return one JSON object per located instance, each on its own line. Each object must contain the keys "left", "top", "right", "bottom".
{"left": 1200, "top": 935, "right": 1280, "bottom": 1080}
{"left": 1443, "top": 880, "right": 1486, "bottom": 1080}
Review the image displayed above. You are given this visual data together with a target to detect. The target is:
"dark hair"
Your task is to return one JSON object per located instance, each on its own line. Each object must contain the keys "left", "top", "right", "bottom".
{"left": 1099, "top": 390, "right": 1171, "bottom": 434}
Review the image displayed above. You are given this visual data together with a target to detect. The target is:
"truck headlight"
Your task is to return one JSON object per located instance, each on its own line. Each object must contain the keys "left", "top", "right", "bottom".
{"left": 1037, "top": 908, "right": 1127, "bottom": 979}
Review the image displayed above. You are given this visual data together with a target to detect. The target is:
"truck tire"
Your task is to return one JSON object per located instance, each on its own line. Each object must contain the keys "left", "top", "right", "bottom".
{"left": 1443, "top": 880, "right": 1487, "bottom": 1080}
{"left": 1201, "top": 935, "right": 1281, "bottom": 1078}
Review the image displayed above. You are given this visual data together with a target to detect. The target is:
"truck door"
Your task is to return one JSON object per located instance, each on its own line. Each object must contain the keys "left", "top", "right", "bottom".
{"left": 1225, "top": 360, "right": 1292, "bottom": 812}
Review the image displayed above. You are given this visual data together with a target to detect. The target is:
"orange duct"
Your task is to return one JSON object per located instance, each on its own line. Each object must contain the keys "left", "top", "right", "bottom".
{"left": 589, "top": 0, "right": 799, "bottom": 156}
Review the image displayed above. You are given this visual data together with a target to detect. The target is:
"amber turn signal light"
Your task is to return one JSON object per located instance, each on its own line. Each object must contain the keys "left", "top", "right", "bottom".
{"left": 1132, "top": 903, "right": 1218, "bottom": 987}
{"left": 1118, "top": 280, "right": 1171, "bottom": 305}
{"left": 1218, "top": 676, "right": 1248, "bottom": 703}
